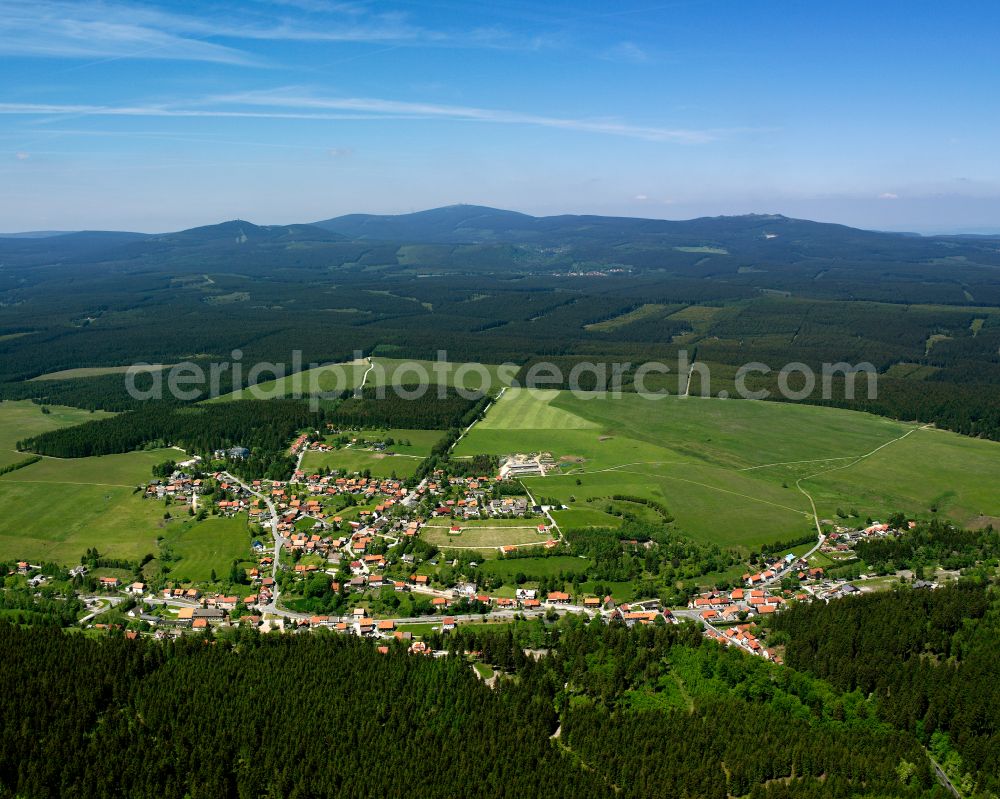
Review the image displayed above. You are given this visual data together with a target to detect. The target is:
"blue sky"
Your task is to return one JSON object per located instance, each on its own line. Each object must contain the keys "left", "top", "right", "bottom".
{"left": 1, "top": 0, "right": 998, "bottom": 233}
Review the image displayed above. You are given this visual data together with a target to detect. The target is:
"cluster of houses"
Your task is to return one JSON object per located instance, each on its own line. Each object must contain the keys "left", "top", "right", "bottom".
{"left": 144, "top": 471, "right": 205, "bottom": 507}
{"left": 704, "top": 624, "right": 781, "bottom": 663}
{"left": 689, "top": 587, "right": 790, "bottom": 622}
{"left": 820, "top": 520, "right": 915, "bottom": 555}
{"left": 688, "top": 589, "right": 788, "bottom": 662}
{"left": 416, "top": 473, "right": 541, "bottom": 521}
{"left": 212, "top": 446, "right": 250, "bottom": 460}
{"left": 743, "top": 554, "right": 823, "bottom": 587}
{"left": 287, "top": 472, "right": 407, "bottom": 504}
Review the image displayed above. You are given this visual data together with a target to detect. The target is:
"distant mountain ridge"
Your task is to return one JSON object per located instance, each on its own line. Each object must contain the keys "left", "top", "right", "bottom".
{"left": 311, "top": 204, "right": 909, "bottom": 245}
{"left": 4, "top": 205, "right": 998, "bottom": 245}
{"left": 1, "top": 206, "right": 999, "bottom": 291}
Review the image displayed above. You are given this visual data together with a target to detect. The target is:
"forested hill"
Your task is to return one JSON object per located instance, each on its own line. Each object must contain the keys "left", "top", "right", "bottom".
{"left": 0, "top": 611, "right": 962, "bottom": 799}
{"left": 3, "top": 204, "right": 1000, "bottom": 442}
{"left": 771, "top": 581, "right": 1000, "bottom": 795}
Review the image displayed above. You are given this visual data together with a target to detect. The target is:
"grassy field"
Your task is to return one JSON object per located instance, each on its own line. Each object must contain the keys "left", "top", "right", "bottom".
{"left": 0, "top": 400, "right": 113, "bottom": 468}
{"left": 479, "top": 555, "right": 593, "bottom": 580}
{"left": 371, "top": 358, "right": 515, "bottom": 394}
{"left": 159, "top": 514, "right": 254, "bottom": 584}
{"left": 340, "top": 428, "right": 446, "bottom": 456}
{"left": 421, "top": 524, "right": 552, "bottom": 549}
{"left": 207, "top": 358, "right": 370, "bottom": 401}
{"left": 425, "top": 517, "right": 543, "bottom": 529}
{"left": 455, "top": 388, "right": 1000, "bottom": 549}
{"left": 301, "top": 448, "right": 422, "bottom": 478}
{"left": 477, "top": 389, "right": 599, "bottom": 431}
{"left": 210, "top": 356, "right": 514, "bottom": 402}
{"left": 585, "top": 304, "right": 672, "bottom": 332}
{"left": 0, "top": 446, "right": 180, "bottom": 563}
{"left": 30, "top": 364, "right": 172, "bottom": 381}
{"left": 300, "top": 428, "right": 444, "bottom": 478}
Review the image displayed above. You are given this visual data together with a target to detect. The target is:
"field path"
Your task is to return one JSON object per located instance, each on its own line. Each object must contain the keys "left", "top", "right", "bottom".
{"left": 610, "top": 466, "right": 811, "bottom": 517}
{"left": 357, "top": 357, "right": 375, "bottom": 390}
{"left": 793, "top": 425, "right": 924, "bottom": 540}
{"left": 562, "top": 459, "right": 690, "bottom": 475}
{"left": 738, "top": 456, "right": 854, "bottom": 472}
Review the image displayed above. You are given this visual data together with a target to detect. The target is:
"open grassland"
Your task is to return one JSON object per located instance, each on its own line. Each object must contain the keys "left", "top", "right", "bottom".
{"left": 210, "top": 357, "right": 514, "bottom": 402}
{"left": 424, "top": 517, "right": 544, "bottom": 529}
{"left": 479, "top": 555, "right": 593, "bottom": 580}
{"left": 456, "top": 388, "right": 1000, "bottom": 548}
{"left": 301, "top": 427, "right": 444, "bottom": 478}
{"left": 585, "top": 304, "right": 673, "bottom": 331}
{"left": 343, "top": 428, "right": 446, "bottom": 456}
{"left": 421, "top": 524, "right": 552, "bottom": 549}
{"left": 301, "top": 427, "right": 444, "bottom": 477}
{"left": 799, "top": 428, "right": 1000, "bottom": 526}
{"left": 371, "top": 358, "right": 515, "bottom": 394}
{"left": 159, "top": 514, "right": 253, "bottom": 584}
{"left": 30, "top": 364, "right": 172, "bottom": 381}
{"left": 476, "top": 388, "right": 599, "bottom": 430}
{"left": 301, "top": 448, "right": 421, "bottom": 478}
{"left": 0, "top": 447, "right": 179, "bottom": 563}
{"left": 0, "top": 400, "right": 113, "bottom": 468}
{"left": 206, "top": 358, "right": 370, "bottom": 402}
{"left": 326, "top": 428, "right": 444, "bottom": 455}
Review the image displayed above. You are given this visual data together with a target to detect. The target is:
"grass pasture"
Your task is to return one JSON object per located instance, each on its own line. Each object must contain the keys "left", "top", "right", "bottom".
{"left": 456, "top": 388, "right": 1000, "bottom": 549}
{"left": 30, "top": 364, "right": 172, "bottom": 381}
{"left": 370, "top": 358, "right": 515, "bottom": 394}
{"left": 478, "top": 555, "right": 593, "bottom": 580}
{"left": 301, "top": 428, "right": 442, "bottom": 477}
{"left": 421, "top": 523, "right": 551, "bottom": 550}
{"left": 301, "top": 448, "right": 421, "bottom": 478}
{"left": 585, "top": 304, "right": 673, "bottom": 332}
{"left": 476, "top": 389, "right": 599, "bottom": 431}
{"left": 0, "top": 400, "right": 113, "bottom": 468}
{"left": 0, "top": 446, "right": 179, "bottom": 563}
{"left": 210, "top": 357, "right": 514, "bottom": 402}
{"left": 207, "top": 358, "right": 370, "bottom": 402}
{"left": 159, "top": 514, "right": 254, "bottom": 584}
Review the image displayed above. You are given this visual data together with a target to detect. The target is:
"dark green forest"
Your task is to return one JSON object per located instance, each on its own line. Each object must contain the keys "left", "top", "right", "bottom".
{"left": 15, "top": 390, "right": 485, "bottom": 480}
{"left": 771, "top": 581, "right": 1000, "bottom": 796}
{"left": 2, "top": 208, "right": 1000, "bottom": 439}
{"left": 2, "top": 596, "right": 984, "bottom": 799}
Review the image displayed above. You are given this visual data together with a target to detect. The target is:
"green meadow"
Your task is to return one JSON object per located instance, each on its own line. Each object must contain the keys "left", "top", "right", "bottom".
{"left": 421, "top": 523, "right": 551, "bottom": 550}
{"left": 455, "top": 388, "right": 1000, "bottom": 549}
{"left": 210, "top": 356, "right": 514, "bottom": 402}
{"left": 301, "top": 448, "right": 421, "bottom": 478}
{"left": 0, "top": 426, "right": 179, "bottom": 563}
{"left": 300, "top": 428, "right": 444, "bottom": 478}
{"left": 0, "top": 400, "right": 113, "bottom": 468}
{"left": 30, "top": 364, "right": 173, "bottom": 381}
{"left": 478, "top": 555, "right": 593, "bottom": 580}
{"left": 158, "top": 514, "right": 254, "bottom": 584}
{"left": 206, "top": 358, "right": 370, "bottom": 401}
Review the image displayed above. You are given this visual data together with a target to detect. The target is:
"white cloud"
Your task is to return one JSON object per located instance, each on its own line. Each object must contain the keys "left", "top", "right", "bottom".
{"left": 0, "top": 0, "right": 540, "bottom": 64}
{"left": 15, "top": 151, "right": 30, "bottom": 160}
{"left": 0, "top": 0, "right": 261, "bottom": 65}
{"left": 634, "top": 194, "right": 648, "bottom": 200}
{"left": 212, "top": 90, "right": 718, "bottom": 143}
{"left": 879, "top": 192, "right": 899, "bottom": 200}
{"left": 0, "top": 95, "right": 720, "bottom": 144}
{"left": 604, "top": 41, "right": 650, "bottom": 64}
{"left": 327, "top": 147, "right": 353, "bottom": 158}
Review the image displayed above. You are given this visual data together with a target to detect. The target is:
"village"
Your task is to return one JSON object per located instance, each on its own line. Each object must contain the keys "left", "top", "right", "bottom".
{"left": 15, "top": 433, "right": 909, "bottom": 667}
{"left": 6, "top": 418, "right": 928, "bottom": 670}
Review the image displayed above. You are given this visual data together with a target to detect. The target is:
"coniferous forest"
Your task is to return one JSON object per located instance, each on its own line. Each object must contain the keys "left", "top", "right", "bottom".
{"left": 3, "top": 584, "right": 998, "bottom": 799}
